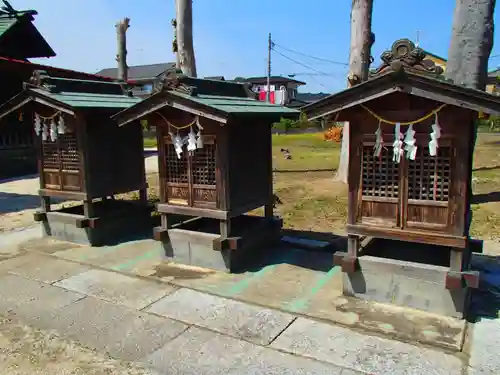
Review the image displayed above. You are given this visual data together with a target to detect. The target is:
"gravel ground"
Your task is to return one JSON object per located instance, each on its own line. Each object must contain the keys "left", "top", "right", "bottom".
{"left": 0, "top": 315, "right": 160, "bottom": 375}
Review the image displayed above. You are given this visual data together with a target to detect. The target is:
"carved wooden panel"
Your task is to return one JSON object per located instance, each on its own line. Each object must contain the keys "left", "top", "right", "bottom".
{"left": 361, "top": 145, "right": 399, "bottom": 198}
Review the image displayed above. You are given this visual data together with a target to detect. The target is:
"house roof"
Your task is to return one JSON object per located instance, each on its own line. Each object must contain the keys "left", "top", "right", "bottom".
{"left": 0, "top": 56, "right": 117, "bottom": 82}
{"left": 302, "top": 67, "right": 500, "bottom": 120}
{"left": 95, "top": 62, "right": 176, "bottom": 81}
{"left": 422, "top": 50, "right": 447, "bottom": 63}
{"left": 204, "top": 76, "right": 225, "bottom": 81}
{"left": 112, "top": 73, "right": 299, "bottom": 126}
{"left": 232, "top": 75, "right": 306, "bottom": 86}
{"left": 0, "top": 7, "right": 55, "bottom": 59}
{"left": 0, "top": 71, "right": 141, "bottom": 120}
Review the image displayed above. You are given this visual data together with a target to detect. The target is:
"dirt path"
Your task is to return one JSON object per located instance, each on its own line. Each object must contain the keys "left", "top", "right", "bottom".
{"left": 0, "top": 315, "right": 159, "bottom": 375}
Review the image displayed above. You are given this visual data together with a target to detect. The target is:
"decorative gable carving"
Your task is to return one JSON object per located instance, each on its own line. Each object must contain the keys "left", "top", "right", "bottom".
{"left": 370, "top": 39, "right": 444, "bottom": 78}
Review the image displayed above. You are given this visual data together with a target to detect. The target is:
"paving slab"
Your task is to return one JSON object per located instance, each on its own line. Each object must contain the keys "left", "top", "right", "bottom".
{"left": 53, "top": 239, "right": 163, "bottom": 270}
{"left": 0, "top": 274, "right": 84, "bottom": 326}
{"left": 302, "top": 292, "right": 465, "bottom": 351}
{"left": 17, "top": 236, "right": 84, "bottom": 254}
{"left": 236, "top": 264, "right": 334, "bottom": 311}
{"left": 145, "top": 288, "right": 296, "bottom": 345}
{"left": 0, "top": 253, "right": 90, "bottom": 283}
{"left": 46, "top": 296, "right": 188, "bottom": 361}
{"left": 54, "top": 269, "right": 177, "bottom": 310}
{"left": 146, "top": 326, "right": 347, "bottom": 375}
{"left": 270, "top": 317, "right": 464, "bottom": 375}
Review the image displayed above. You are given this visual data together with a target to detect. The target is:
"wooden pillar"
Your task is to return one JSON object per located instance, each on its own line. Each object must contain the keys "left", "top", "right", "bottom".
{"left": 220, "top": 219, "right": 231, "bottom": 238}
{"left": 347, "top": 234, "right": 359, "bottom": 257}
{"left": 83, "top": 199, "right": 95, "bottom": 218}
{"left": 40, "top": 196, "right": 51, "bottom": 213}
{"left": 139, "top": 188, "right": 148, "bottom": 204}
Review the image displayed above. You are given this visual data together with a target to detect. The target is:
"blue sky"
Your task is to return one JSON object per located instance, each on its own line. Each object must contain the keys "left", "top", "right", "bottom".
{"left": 14, "top": 0, "right": 500, "bottom": 93}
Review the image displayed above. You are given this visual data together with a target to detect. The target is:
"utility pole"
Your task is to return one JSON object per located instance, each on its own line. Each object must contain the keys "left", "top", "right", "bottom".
{"left": 267, "top": 32, "right": 272, "bottom": 102}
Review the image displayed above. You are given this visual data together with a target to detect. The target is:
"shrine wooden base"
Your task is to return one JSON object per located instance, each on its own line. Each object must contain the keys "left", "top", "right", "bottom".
{"left": 34, "top": 199, "right": 156, "bottom": 246}
{"left": 339, "top": 238, "right": 481, "bottom": 319}
{"left": 154, "top": 215, "right": 283, "bottom": 273}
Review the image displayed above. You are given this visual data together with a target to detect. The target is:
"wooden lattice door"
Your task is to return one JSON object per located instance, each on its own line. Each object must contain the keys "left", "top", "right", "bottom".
{"left": 163, "top": 135, "right": 217, "bottom": 209}
{"left": 359, "top": 143, "right": 400, "bottom": 227}
{"left": 404, "top": 141, "right": 453, "bottom": 231}
{"left": 41, "top": 133, "right": 82, "bottom": 191}
{"left": 358, "top": 138, "right": 453, "bottom": 232}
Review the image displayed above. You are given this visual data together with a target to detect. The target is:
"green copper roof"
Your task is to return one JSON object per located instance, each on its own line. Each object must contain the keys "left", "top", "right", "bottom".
{"left": 30, "top": 88, "right": 142, "bottom": 109}
{"left": 0, "top": 10, "right": 35, "bottom": 37}
{"left": 169, "top": 91, "right": 299, "bottom": 115}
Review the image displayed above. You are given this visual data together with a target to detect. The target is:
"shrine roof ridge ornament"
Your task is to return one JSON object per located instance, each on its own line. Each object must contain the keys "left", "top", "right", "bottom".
{"left": 370, "top": 38, "right": 444, "bottom": 79}
{"left": 0, "top": 0, "right": 36, "bottom": 18}
{"left": 25, "top": 69, "right": 132, "bottom": 97}
{"left": 152, "top": 69, "right": 258, "bottom": 99}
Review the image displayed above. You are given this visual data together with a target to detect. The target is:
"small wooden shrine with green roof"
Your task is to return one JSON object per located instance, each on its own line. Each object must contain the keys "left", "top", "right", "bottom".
{"left": 112, "top": 71, "right": 299, "bottom": 272}
{"left": 0, "top": 1, "right": 55, "bottom": 59}
{"left": 0, "top": 70, "right": 151, "bottom": 246}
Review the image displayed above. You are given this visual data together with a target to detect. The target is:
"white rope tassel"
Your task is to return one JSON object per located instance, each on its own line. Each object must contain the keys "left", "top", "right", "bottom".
{"left": 392, "top": 122, "right": 404, "bottom": 163}
{"left": 373, "top": 121, "right": 383, "bottom": 157}
{"left": 34, "top": 114, "right": 42, "bottom": 135}
{"left": 404, "top": 124, "right": 417, "bottom": 160}
{"left": 429, "top": 113, "right": 441, "bottom": 157}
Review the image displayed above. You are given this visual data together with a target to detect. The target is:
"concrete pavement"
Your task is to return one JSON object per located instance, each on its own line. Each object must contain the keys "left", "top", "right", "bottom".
{"left": 0, "top": 251, "right": 467, "bottom": 374}
{"left": 0, "top": 223, "right": 498, "bottom": 373}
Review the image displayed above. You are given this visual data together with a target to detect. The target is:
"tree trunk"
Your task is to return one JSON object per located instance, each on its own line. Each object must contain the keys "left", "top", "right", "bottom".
{"left": 115, "top": 18, "right": 130, "bottom": 82}
{"left": 336, "top": 0, "right": 374, "bottom": 183}
{"left": 445, "top": 0, "right": 496, "bottom": 90}
{"left": 176, "top": 0, "right": 197, "bottom": 77}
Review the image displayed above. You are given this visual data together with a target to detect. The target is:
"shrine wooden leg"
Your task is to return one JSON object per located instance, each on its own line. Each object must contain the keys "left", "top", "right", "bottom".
{"left": 347, "top": 234, "right": 359, "bottom": 257}
{"left": 446, "top": 248, "right": 464, "bottom": 289}
{"left": 161, "top": 214, "right": 170, "bottom": 230}
{"left": 40, "top": 196, "right": 51, "bottom": 213}
{"left": 343, "top": 234, "right": 359, "bottom": 273}
{"left": 264, "top": 201, "right": 274, "bottom": 219}
{"left": 220, "top": 219, "right": 232, "bottom": 238}
{"left": 139, "top": 188, "right": 148, "bottom": 204}
{"left": 83, "top": 199, "right": 95, "bottom": 218}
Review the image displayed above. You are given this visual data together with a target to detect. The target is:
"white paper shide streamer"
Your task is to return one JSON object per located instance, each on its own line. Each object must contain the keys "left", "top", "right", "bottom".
{"left": 403, "top": 124, "right": 417, "bottom": 160}
{"left": 186, "top": 127, "right": 197, "bottom": 152}
{"left": 392, "top": 122, "right": 404, "bottom": 163}
{"left": 373, "top": 121, "right": 383, "bottom": 158}
{"left": 41, "top": 123, "right": 48, "bottom": 141}
{"left": 429, "top": 114, "right": 441, "bottom": 157}
{"left": 57, "top": 115, "right": 66, "bottom": 134}
{"left": 168, "top": 116, "right": 206, "bottom": 159}
{"left": 34, "top": 114, "right": 42, "bottom": 135}
{"left": 49, "top": 119, "right": 58, "bottom": 142}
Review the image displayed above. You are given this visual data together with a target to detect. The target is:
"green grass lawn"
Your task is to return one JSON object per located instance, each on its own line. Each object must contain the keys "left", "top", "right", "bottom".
{"left": 144, "top": 132, "right": 341, "bottom": 172}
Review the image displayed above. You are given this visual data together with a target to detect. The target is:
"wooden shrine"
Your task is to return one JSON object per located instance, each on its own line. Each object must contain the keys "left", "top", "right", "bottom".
{"left": 302, "top": 39, "right": 500, "bottom": 317}
{"left": 0, "top": 70, "right": 151, "bottom": 246}
{"left": 0, "top": 4, "right": 119, "bottom": 179}
{"left": 112, "top": 72, "right": 299, "bottom": 272}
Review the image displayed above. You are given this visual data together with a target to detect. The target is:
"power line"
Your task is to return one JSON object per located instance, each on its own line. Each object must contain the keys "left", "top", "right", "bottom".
{"left": 272, "top": 48, "right": 341, "bottom": 78}
{"left": 272, "top": 49, "right": 340, "bottom": 90}
{"left": 272, "top": 42, "right": 348, "bottom": 67}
